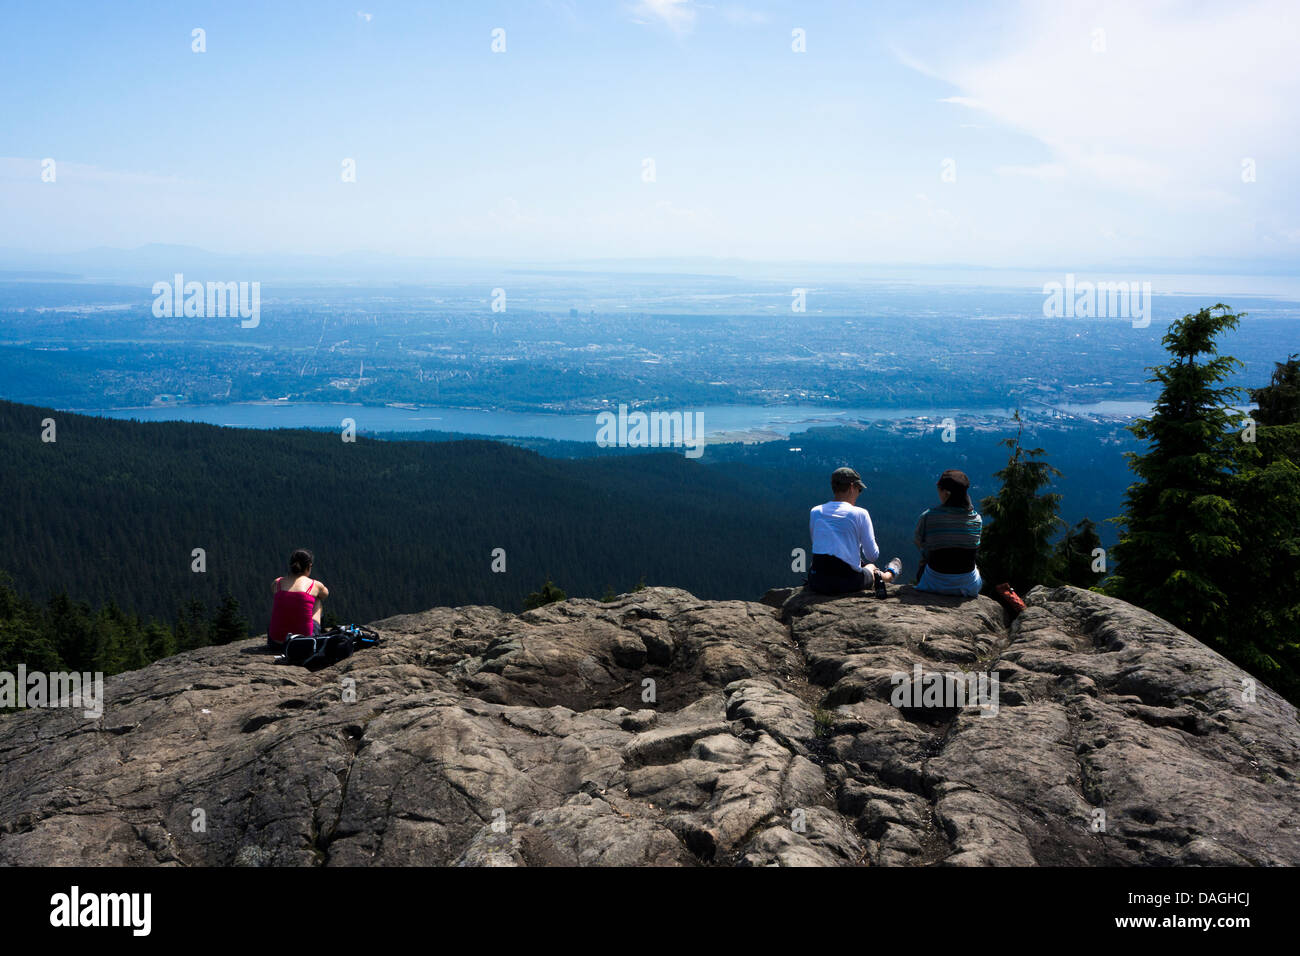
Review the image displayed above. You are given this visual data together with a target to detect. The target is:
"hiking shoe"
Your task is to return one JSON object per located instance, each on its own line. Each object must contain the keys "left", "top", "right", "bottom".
{"left": 873, "top": 570, "right": 887, "bottom": 598}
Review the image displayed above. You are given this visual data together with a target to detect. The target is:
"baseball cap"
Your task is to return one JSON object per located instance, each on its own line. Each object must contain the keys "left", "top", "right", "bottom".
{"left": 831, "top": 466, "right": 866, "bottom": 490}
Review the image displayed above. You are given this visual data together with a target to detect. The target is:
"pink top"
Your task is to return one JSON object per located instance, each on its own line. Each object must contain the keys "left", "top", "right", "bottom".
{"left": 268, "top": 577, "right": 316, "bottom": 645}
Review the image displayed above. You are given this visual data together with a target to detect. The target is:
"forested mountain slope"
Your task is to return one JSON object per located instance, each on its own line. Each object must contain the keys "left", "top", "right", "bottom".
{"left": 0, "top": 400, "right": 804, "bottom": 632}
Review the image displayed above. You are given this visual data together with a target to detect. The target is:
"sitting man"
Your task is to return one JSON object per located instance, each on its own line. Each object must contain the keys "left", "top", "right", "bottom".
{"left": 913, "top": 469, "right": 983, "bottom": 598}
{"left": 807, "top": 467, "right": 902, "bottom": 597}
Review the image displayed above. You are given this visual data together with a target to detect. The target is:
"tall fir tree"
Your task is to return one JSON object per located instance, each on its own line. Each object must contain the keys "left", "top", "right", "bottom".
{"left": 94, "top": 600, "right": 150, "bottom": 674}
{"left": 1250, "top": 354, "right": 1300, "bottom": 429}
{"left": 45, "top": 592, "right": 98, "bottom": 672}
{"left": 1106, "top": 304, "right": 1245, "bottom": 646}
{"left": 1230, "top": 354, "right": 1300, "bottom": 701}
{"left": 143, "top": 619, "right": 177, "bottom": 661}
{"left": 210, "top": 592, "right": 249, "bottom": 645}
{"left": 176, "top": 599, "right": 210, "bottom": 651}
{"left": 978, "top": 412, "right": 1064, "bottom": 594}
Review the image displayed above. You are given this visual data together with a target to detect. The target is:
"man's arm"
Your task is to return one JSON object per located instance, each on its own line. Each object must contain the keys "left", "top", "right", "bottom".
{"left": 858, "top": 509, "right": 880, "bottom": 566}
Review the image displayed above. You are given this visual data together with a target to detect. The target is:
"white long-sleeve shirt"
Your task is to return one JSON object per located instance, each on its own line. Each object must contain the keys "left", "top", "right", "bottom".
{"left": 810, "top": 500, "right": 880, "bottom": 570}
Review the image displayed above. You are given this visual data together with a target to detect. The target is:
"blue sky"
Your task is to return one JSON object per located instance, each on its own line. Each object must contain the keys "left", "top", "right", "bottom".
{"left": 1, "top": 0, "right": 1297, "bottom": 269}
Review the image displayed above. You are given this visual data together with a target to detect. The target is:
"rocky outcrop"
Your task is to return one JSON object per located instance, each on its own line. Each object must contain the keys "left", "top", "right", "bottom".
{"left": 1, "top": 584, "right": 1297, "bottom": 866}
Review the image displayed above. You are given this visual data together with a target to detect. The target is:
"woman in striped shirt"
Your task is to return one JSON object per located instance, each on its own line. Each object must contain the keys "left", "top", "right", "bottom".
{"left": 914, "top": 469, "right": 983, "bottom": 598}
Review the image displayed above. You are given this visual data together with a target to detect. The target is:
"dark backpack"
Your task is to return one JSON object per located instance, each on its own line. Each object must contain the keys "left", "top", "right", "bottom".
{"left": 282, "top": 625, "right": 380, "bottom": 671}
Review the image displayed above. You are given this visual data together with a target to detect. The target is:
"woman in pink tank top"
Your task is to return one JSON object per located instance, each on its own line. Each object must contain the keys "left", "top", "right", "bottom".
{"left": 267, "top": 548, "right": 331, "bottom": 648}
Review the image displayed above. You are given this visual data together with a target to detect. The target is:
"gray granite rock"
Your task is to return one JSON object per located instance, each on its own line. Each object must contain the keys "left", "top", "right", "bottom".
{"left": 1, "top": 584, "right": 1296, "bottom": 866}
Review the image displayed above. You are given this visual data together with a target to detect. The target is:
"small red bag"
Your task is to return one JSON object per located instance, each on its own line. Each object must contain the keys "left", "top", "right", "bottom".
{"left": 994, "top": 582, "right": 1027, "bottom": 617}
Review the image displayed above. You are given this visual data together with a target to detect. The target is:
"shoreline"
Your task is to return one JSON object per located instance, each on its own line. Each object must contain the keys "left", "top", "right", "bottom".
{"left": 54, "top": 400, "right": 1154, "bottom": 445}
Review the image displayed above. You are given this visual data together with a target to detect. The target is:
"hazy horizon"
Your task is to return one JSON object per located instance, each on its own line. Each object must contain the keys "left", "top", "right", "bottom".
{"left": 4, "top": 242, "right": 1300, "bottom": 299}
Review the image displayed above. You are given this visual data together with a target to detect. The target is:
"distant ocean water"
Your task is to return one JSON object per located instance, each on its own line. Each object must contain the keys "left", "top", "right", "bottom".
{"left": 70, "top": 400, "right": 1154, "bottom": 441}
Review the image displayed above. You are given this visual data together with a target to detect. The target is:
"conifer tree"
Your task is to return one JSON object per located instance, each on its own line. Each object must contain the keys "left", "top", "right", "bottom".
{"left": 1250, "top": 354, "right": 1300, "bottom": 428}
{"left": 143, "top": 619, "right": 176, "bottom": 661}
{"left": 1048, "top": 518, "right": 1106, "bottom": 588}
{"left": 1230, "top": 354, "right": 1300, "bottom": 700}
{"left": 0, "top": 573, "right": 61, "bottom": 677}
{"left": 978, "top": 412, "right": 1064, "bottom": 594}
{"left": 210, "top": 593, "right": 249, "bottom": 645}
{"left": 172, "top": 609, "right": 194, "bottom": 653}
{"left": 1106, "top": 304, "right": 1245, "bottom": 642}
{"left": 97, "top": 602, "right": 150, "bottom": 673}
{"left": 524, "top": 579, "right": 567, "bottom": 610}
{"left": 1, "top": 573, "right": 186, "bottom": 679}
{"left": 176, "top": 599, "right": 210, "bottom": 651}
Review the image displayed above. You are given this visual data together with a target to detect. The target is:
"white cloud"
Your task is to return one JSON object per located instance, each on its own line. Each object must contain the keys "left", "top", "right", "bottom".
{"left": 356, "top": 11, "right": 372, "bottom": 23}
{"left": 898, "top": 1, "right": 1300, "bottom": 205}
{"left": 631, "top": 0, "right": 696, "bottom": 33}
{"left": 938, "top": 95, "right": 989, "bottom": 111}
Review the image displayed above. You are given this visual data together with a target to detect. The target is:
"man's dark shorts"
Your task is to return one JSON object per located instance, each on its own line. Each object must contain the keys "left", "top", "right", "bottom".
{"left": 806, "top": 553, "right": 870, "bottom": 595}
